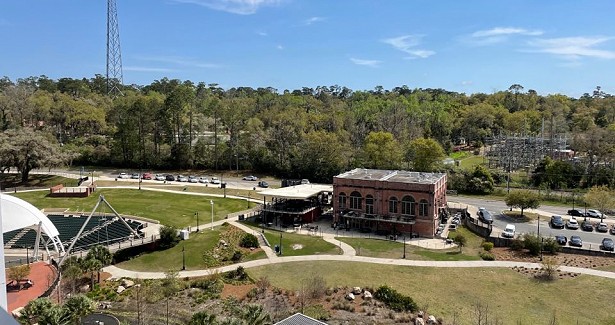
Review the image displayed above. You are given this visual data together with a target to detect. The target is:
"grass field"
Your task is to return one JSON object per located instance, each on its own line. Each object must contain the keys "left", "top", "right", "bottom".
{"left": 337, "top": 237, "right": 480, "bottom": 261}
{"left": 12, "top": 189, "right": 247, "bottom": 228}
{"left": 0, "top": 173, "right": 79, "bottom": 188}
{"left": 117, "top": 225, "right": 267, "bottom": 271}
{"left": 459, "top": 155, "right": 486, "bottom": 170}
{"left": 248, "top": 261, "right": 615, "bottom": 324}
{"left": 263, "top": 230, "right": 341, "bottom": 256}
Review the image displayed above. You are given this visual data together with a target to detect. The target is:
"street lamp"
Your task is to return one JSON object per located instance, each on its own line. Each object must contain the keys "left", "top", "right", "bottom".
{"left": 403, "top": 236, "right": 406, "bottom": 259}
{"left": 540, "top": 238, "right": 544, "bottom": 261}
{"left": 279, "top": 233, "right": 283, "bottom": 256}
{"left": 210, "top": 200, "right": 214, "bottom": 230}
{"left": 195, "top": 212, "right": 199, "bottom": 232}
{"left": 182, "top": 246, "right": 186, "bottom": 270}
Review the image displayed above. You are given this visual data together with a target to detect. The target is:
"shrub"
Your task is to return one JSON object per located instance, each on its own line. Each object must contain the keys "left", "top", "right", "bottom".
{"left": 479, "top": 252, "right": 495, "bottom": 261}
{"left": 373, "top": 285, "right": 418, "bottom": 312}
{"left": 542, "top": 237, "right": 561, "bottom": 254}
{"left": 159, "top": 225, "right": 180, "bottom": 249}
{"left": 482, "top": 242, "right": 494, "bottom": 251}
{"left": 239, "top": 233, "right": 259, "bottom": 248}
{"left": 522, "top": 233, "right": 541, "bottom": 256}
{"left": 231, "top": 250, "right": 243, "bottom": 262}
{"left": 510, "top": 238, "right": 524, "bottom": 251}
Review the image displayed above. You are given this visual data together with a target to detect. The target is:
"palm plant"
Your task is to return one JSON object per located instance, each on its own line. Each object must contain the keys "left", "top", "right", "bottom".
{"left": 64, "top": 295, "right": 94, "bottom": 325}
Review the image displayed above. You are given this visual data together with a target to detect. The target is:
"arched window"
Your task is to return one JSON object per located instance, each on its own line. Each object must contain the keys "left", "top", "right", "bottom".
{"left": 350, "top": 191, "right": 362, "bottom": 210}
{"left": 338, "top": 192, "right": 347, "bottom": 209}
{"left": 365, "top": 195, "right": 374, "bottom": 214}
{"left": 389, "top": 196, "right": 398, "bottom": 214}
{"left": 419, "top": 199, "right": 429, "bottom": 217}
{"left": 402, "top": 196, "right": 415, "bottom": 216}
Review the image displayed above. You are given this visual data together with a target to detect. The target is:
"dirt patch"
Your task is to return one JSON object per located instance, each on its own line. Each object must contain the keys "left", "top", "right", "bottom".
{"left": 221, "top": 283, "right": 256, "bottom": 300}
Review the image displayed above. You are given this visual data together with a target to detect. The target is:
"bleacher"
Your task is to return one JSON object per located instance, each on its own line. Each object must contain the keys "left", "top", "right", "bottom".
{"left": 3, "top": 229, "right": 22, "bottom": 245}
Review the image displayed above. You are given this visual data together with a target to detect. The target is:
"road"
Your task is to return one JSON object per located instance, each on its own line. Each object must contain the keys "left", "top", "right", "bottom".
{"left": 454, "top": 196, "right": 614, "bottom": 249}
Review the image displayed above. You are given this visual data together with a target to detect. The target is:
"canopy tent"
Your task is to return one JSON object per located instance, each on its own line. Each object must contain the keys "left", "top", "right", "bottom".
{"left": 258, "top": 184, "right": 332, "bottom": 200}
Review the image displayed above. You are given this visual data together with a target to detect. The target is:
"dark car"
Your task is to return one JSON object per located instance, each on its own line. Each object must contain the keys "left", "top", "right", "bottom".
{"left": 581, "top": 221, "right": 594, "bottom": 231}
{"left": 550, "top": 215, "right": 565, "bottom": 229}
{"left": 478, "top": 208, "right": 493, "bottom": 224}
{"left": 596, "top": 222, "right": 609, "bottom": 232}
{"left": 554, "top": 235, "right": 567, "bottom": 245}
{"left": 165, "top": 174, "right": 175, "bottom": 181}
{"left": 569, "top": 235, "right": 583, "bottom": 247}
{"left": 610, "top": 225, "right": 615, "bottom": 235}
{"left": 258, "top": 181, "right": 269, "bottom": 188}
{"left": 601, "top": 238, "right": 614, "bottom": 251}
{"left": 567, "top": 209, "right": 586, "bottom": 217}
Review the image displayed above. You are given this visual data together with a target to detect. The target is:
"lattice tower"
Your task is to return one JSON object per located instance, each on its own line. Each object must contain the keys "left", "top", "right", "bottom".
{"left": 106, "top": 0, "right": 123, "bottom": 97}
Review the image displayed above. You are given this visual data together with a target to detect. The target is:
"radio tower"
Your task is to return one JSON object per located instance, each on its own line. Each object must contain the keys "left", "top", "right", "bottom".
{"left": 106, "top": 0, "right": 123, "bottom": 97}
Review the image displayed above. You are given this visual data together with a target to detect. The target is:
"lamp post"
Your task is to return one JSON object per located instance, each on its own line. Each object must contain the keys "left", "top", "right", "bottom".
{"left": 403, "top": 236, "right": 406, "bottom": 259}
{"left": 279, "top": 233, "right": 282, "bottom": 256}
{"left": 540, "top": 238, "right": 544, "bottom": 261}
{"left": 210, "top": 200, "right": 214, "bottom": 230}
{"left": 26, "top": 247, "right": 30, "bottom": 265}
{"left": 182, "top": 246, "right": 186, "bottom": 270}
{"left": 195, "top": 212, "right": 199, "bottom": 232}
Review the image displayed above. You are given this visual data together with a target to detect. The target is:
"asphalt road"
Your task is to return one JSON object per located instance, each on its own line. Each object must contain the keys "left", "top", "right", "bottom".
{"left": 454, "top": 196, "right": 614, "bottom": 249}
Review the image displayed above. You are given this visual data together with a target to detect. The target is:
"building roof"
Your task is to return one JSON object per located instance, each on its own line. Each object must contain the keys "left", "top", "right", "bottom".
{"left": 258, "top": 184, "right": 332, "bottom": 199}
{"left": 335, "top": 168, "right": 446, "bottom": 185}
{"left": 1, "top": 193, "right": 60, "bottom": 237}
{"left": 275, "top": 313, "right": 328, "bottom": 325}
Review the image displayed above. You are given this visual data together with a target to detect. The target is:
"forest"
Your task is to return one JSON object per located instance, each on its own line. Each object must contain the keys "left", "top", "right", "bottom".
{"left": 0, "top": 75, "right": 614, "bottom": 188}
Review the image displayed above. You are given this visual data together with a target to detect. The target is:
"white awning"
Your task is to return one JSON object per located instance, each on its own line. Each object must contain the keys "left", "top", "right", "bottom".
{"left": 1, "top": 193, "right": 60, "bottom": 237}
{"left": 259, "top": 184, "right": 333, "bottom": 200}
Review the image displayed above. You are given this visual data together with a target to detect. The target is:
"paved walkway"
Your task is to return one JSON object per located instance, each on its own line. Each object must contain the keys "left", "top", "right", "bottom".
{"left": 7, "top": 262, "right": 56, "bottom": 312}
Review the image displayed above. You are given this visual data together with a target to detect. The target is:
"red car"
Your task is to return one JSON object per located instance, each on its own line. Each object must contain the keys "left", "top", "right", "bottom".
{"left": 141, "top": 173, "right": 153, "bottom": 180}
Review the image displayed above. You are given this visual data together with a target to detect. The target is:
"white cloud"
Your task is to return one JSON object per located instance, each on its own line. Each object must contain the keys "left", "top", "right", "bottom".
{"left": 472, "top": 27, "right": 543, "bottom": 38}
{"left": 124, "top": 66, "right": 177, "bottom": 72}
{"left": 303, "top": 16, "right": 325, "bottom": 25}
{"left": 382, "top": 35, "right": 435, "bottom": 59}
{"left": 134, "top": 55, "right": 223, "bottom": 68}
{"left": 276, "top": 45, "right": 284, "bottom": 50}
{"left": 461, "top": 81, "right": 473, "bottom": 86}
{"left": 171, "top": 0, "right": 280, "bottom": 15}
{"left": 350, "top": 57, "right": 381, "bottom": 67}
{"left": 257, "top": 31, "right": 268, "bottom": 36}
{"left": 527, "top": 36, "right": 615, "bottom": 60}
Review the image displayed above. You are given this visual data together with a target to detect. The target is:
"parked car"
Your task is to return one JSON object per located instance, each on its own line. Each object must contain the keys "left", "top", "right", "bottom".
{"left": 211, "top": 177, "right": 221, "bottom": 184}
{"left": 610, "top": 225, "right": 615, "bottom": 235}
{"left": 596, "top": 222, "right": 609, "bottom": 233}
{"left": 118, "top": 172, "right": 130, "bottom": 179}
{"left": 581, "top": 220, "right": 594, "bottom": 232}
{"left": 142, "top": 173, "right": 153, "bottom": 180}
{"left": 569, "top": 235, "right": 583, "bottom": 247}
{"left": 258, "top": 181, "right": 269, "bottom": 188}
{"left": 301, "top": 179, "right": 310, "bottom": 184}
{"left": 478, "top": 208, "right": 493, "bottom": 224}
{"left": 154, "top": 174, "right": 166, "bottom": 181}
{"left": 242, "top": 175, "right": 258, "bottom": 181}
{"left": 550, "top": 215, "right": 565, "bottom": 229}
{"left": 566, "top": 217, "right": 579, "bottom": 230}
{"left": 177, "top": 175, "right": 189, "bottom": 182}
{"left": 567, "top": 209, "right": 586, "bottom": 217}
{"left": 555, "top": 235, "right": 567, "bottom": 245}
{"left": 587, "top": 209, "right": 603, "bottom": 219}
{"left": 502, "top": 224, "right": 516, "bottom": 238}
{"left": 131, "top": 173, "right": 140, "bottom": 179}
{"left": 188, "top": 175, "right": 198, "bottom": 183}
{"left": 601, "top": 238, "right": 614, "bottom": 251}
{"left": 198, "top": 177, "right": 209, "bottom": 183}
{"left": 165, "top": 174, "right": 175, "bottom": 181}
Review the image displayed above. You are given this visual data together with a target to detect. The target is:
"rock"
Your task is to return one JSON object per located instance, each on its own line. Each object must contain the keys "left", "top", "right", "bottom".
{"left": 116, "top": 285, "right": 125, "bottom": 294}
{"left": 427, "top": 315, "right": 438, "bottom": 324}
{"left": 353, "top": 287, "right": 362, "bottom": 294}
{"left": 346, "top": 292, "right": 355, "bottom": 301}
{"left": 415, "top": 317, "right": 425, "bottom": 325}
{"left": 363, "top": 290, "right": 372, "bottom": 300}
{"left": 417, "top": 311, "right": 424, "bottom": 318}
{"left": 122, "top": 279, "right": 135, "bottom": 288}
{"left": 79, "top": 284, "right": 90, "bottom": 293}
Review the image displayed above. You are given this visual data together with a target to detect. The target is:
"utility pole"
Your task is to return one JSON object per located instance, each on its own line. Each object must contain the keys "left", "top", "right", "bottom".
{"left": 107, "top": 0, "right": 123, "bottom": 98}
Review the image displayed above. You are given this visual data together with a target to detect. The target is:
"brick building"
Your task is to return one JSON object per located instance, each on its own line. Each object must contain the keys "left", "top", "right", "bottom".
{"left": 333, "top": 168, "right": 447, "bottom": 238}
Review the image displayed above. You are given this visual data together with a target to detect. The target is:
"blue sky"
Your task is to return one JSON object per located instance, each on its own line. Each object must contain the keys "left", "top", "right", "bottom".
{"left": 1, "top": 0, "right": 615, "bottom": 96}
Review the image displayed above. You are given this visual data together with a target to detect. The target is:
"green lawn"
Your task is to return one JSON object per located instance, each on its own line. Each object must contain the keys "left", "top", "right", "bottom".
{"left": 12, "top": 188, "right": 246, "bottom": 228}
{"left": 117, "top": 225, "right": 267, "bottom": 272}
{"left": 248, "top": 261, "right": 615, "bottom": 324}
{"left": 262, "top": 229, "right": 341, "bottom": 256}
{"left": 0, "top": 173, "right": 79, "bottom": 188}
{"left": 459, "top": 155, "right": 486, "bottom": 170}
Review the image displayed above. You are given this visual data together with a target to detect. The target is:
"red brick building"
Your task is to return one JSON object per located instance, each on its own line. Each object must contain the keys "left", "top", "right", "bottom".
{"left": 333, "top": 168, "right": 447, "bottom": 238}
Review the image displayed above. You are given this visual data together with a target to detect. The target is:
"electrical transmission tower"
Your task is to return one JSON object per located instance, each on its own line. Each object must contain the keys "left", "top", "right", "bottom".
{"left": 106, "top": 0, "right": 123, "bottom": 98}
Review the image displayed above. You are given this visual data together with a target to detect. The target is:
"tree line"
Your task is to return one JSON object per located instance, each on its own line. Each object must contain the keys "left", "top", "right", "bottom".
{"left": 0, "top": 76, "right": 614, "bottom": 186}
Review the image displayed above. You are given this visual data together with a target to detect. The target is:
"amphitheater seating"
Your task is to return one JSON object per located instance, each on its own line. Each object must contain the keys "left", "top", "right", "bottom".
{"left": 3, "top": 229, "right": 22, "bottom": 245}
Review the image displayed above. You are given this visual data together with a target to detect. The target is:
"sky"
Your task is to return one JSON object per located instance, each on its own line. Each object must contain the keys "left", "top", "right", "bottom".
{"left": 1, "top": 0, "right": 615, "bottom": 96}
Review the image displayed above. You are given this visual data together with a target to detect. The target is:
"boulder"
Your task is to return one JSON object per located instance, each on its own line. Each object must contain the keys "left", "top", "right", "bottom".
{"left": 417, "top": 311, "right": 424, "bottom": 318}
{"left": 122, "top": 279, "right": 135, "bottom": 288}
{"left": 352, "top": 286, "right": 362, "bottom": 295}
{"left": 415, "top": 318, "right": 425, "bottom": 325}
{"left": 427, "top": 315, "right": 438, "bottom": 324}
{"left": 363, "top": 290, "right": 373, "bottom": 300}
{"left": 346, "top": 292, "right": 355, "bottom": 301}
{"left": 116, "top": 285, "right": 125, "bottom": 294}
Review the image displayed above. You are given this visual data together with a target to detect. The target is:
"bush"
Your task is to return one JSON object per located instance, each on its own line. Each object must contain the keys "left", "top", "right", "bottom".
{"left": 522, "top": 233, "right": 541, "bottom": 256}
{"left": 373, "top": 285, "right": 418, "bottom": 312}
{"left": 510, "top": 238, "right": 524, "bottom": 251}
{"left": 542, "top": 237, "right": 561, "bottom": 254}
{"left": 482, "top": 242, "right": 494, "bottom": 251}
{"left": 159, "top": 225, "right": 180, "bottom": 249}
{"left": 231, "top": 250, "right": 243, "bottom": 262}
{"left": 239, "top": 233, "right": 259, "bottom": 248}
{"left": 479, "top": 252, "right": 495, "bottom": 261}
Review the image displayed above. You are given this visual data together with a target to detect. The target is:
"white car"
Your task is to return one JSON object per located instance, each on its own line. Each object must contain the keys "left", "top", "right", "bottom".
{"left": 118, "top": 172, "right": 130, "bottom": 179}
{"left": 198, "top": 177, "right": 209, "bottom": 183}
{"left": 566, "top": 217, "right": 579, "bottom": 230}
{"left": 301, "top": 179, "right": 310, "bottom": 184}
{"left": 188, "top": 175, "right": 198, "bottom": 183}
{"left": 587, "top": 209, "right": 603, "bottom": 219}
{"left": 502, "top": 224, "right": 516, "bottom": 238}
{"left": 177, "top": 175, "right": 189, "bottom": 182}
{"left": 154, "top": 174, "right": 166, "bottom": 181}
{"left": 242, "top": 175, "right": 258, "bottom": 181}
{"left": 211, "top": 177, "right": 221, "bottom": 184}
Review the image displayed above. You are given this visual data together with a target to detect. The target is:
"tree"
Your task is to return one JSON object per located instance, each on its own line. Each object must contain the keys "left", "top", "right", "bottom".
{"left": 466, "top": 165, "right": 495, "bottom": 194}
{"left": 80, "top": 257, "right": 101, "bottom": 290}
{"left": 159, "top": 225, "right": 180, "bottom": 249}
{"left": 406, "top": 137, "right": 445, "bottom": 172}
{"left": 362, "top": 131, "right": 403, "bottom": 169}
{"left": 241, "top": 305, "right": 272, "bottom": 325}
{"left": 4, "top": 128, "right": 62, "bottom": 182}
{"left": 188, "top": 311, "right": 218, "bottom": 325}
{"left": 37, "top": 305, "right": 71, "bottom": 325}
{"left": 584, "top": 186, "right": 615, "bottom": 221}
{"left": 86, "top": 245, "right": 112, "bottom": 266}
{"left": 7, "top": 264, "right": 30, "bottom": 289}
{"left": 505, "top": 190, "right": 541, "bottom": 217}
{"left": 19, "top": 298, "right": 53, "bottom": 325}
{"left": 453, "top": 234, "right": 467, "bottom": 252}
{"left": 63, "top": 295, "right": 94, "bottom": 324}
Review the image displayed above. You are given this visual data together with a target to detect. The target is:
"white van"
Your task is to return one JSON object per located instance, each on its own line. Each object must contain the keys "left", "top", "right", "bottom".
{"left": 502, "top": 224, "right": 516, "bottom": 238}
